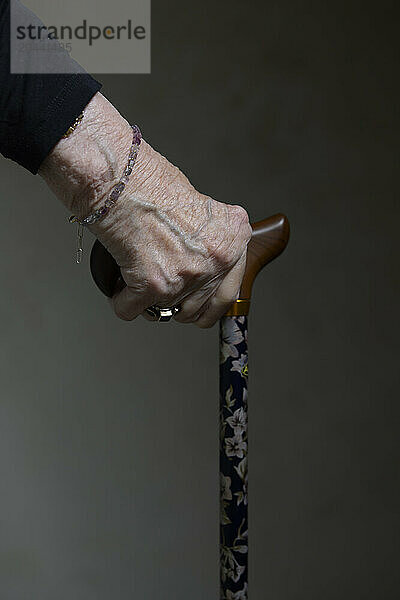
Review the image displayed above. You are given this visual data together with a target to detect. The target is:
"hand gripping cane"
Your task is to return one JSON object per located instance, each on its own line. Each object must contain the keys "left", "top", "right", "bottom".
{"left": 90, "top": 213, "right": 290, "bottom": 599}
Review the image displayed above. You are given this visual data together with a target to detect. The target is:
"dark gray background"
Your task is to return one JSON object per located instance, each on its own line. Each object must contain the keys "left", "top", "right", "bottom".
{"left": 0, "top": 1, "right": 398, "bottom": 598}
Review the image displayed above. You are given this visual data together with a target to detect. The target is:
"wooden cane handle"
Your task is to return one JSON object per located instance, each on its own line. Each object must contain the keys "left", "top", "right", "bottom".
{"left": 90, "top": 238, "right": 123, "bottom": 299}
{"left": 90, "top": 213, "right": 290, "bottom": 313}
{"left": 225, "top": 213, "right": 290, "bottom": 315}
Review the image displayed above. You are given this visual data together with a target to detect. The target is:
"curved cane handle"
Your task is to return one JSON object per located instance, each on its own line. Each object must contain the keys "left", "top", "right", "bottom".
{"left": 89, "top": 213, "right": 290, "bottom": 315}
{"left": 225, "top": 213, "right": 290, "bottom": 315}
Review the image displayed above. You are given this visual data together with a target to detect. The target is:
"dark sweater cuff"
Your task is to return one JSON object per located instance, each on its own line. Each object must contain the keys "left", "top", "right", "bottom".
{"left": 16, "top": 74, "right": 102, "bottom": 175}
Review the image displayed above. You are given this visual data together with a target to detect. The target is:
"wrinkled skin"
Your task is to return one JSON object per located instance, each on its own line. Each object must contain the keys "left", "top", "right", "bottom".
{"left": 39, "top": 93, "right": 252, "bottom": 327}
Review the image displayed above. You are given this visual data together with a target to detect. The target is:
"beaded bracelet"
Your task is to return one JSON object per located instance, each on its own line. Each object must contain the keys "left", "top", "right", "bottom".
{"left": 69, "top": 124, "right": 142, "bottom": 264}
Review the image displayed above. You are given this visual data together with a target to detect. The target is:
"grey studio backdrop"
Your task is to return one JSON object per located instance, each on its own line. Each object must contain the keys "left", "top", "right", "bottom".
{"left": 0, "top": 1, "right": 398, "bottom": 599}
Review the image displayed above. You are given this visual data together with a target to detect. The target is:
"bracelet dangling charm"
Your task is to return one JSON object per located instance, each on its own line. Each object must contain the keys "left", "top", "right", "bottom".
{"left": 68, "top": 124, "right": 142, "bottom": 264}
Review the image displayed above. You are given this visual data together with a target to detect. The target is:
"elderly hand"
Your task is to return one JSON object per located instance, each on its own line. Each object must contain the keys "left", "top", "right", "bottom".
{"left": 39, "top": 93, "right": 251, "bottom": 327}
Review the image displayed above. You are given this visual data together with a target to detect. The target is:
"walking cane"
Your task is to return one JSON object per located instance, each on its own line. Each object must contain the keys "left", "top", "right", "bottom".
{"left": 90, "top": 213, "right": 290, "bottom": 599}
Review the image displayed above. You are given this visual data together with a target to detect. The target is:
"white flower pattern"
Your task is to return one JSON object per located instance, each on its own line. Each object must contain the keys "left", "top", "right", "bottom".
{"left": 225, "top": 435, "right": 247, "bottom": 459}
{"left": 220, "top": 318, "right": 244, "bottom": 364}
{"left": 231, "top": 354, "right": 248, "bottom": 378}
{"left": 226, "top": 407, "right": 247, "bottom": 436}
{"left": 220, "top": 316, "right": 248, "bottom": 599}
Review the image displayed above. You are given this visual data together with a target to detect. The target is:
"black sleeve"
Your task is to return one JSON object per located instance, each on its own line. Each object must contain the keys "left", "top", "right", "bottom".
{"left": 0, "top": 0, "right": 102, "bottom": 174}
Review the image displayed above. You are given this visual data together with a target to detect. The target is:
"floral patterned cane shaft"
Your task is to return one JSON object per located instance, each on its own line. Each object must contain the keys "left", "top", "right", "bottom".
{"left": 220, "top": 316, "right": 248, "bottom": 600}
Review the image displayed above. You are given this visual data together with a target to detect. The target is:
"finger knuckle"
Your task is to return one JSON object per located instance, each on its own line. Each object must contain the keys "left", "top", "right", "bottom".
{"left": 212, "top": 243, "right": 235, "bottom": 269}
{"left": 230, "top": 205, "right": 252, "bottom": 242}
{"left": 148, "top": 276, "right": 169, "bottom": 299}
{"left": 177, "top": 264, "right": 205, "bottom": 287}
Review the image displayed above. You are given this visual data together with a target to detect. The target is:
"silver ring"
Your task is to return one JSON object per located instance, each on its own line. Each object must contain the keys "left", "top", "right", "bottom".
{"left": 145, "top": 305, "right": 181, "bottom": 322}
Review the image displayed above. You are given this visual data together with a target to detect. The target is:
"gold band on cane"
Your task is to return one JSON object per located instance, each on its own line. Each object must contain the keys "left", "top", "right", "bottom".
{"left": 225, "top": 299, "right": 251, "bottom": 317}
